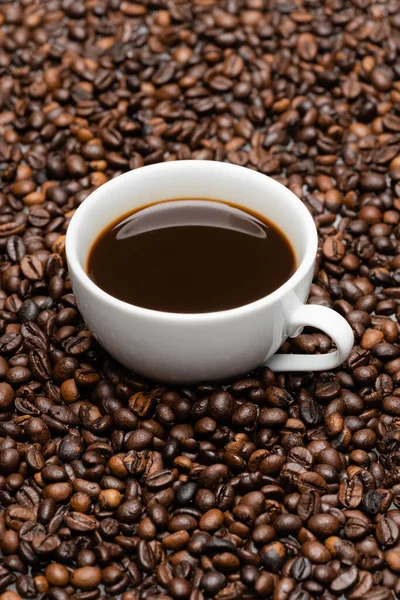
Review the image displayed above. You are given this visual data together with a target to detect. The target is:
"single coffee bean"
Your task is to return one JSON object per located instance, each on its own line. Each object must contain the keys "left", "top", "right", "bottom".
{"left": 308, "top": 513, "right": 341, "bottom": 537}
{"left": 200, "top": 571, "right": 226, "bottom": 595}
{"left": 44, "top": 563, "right": 69, "bottom": 587}
{"left": 376, "top": 518, "right": 400, "bottom": 547}
{"left": 70, "top": 566, "right": 101, "bottom": 590}
{"left": 0, "top": 382, "right": 15, "bottom": 410}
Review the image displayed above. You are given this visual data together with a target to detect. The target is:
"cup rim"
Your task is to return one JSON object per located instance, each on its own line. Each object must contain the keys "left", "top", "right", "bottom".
{"left": 66, "top": 160, "right": 318, "bottom": 322}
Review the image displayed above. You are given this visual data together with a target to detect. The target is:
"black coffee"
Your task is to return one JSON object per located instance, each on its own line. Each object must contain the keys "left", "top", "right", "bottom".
{"left": 87, "top": 199, "right": 296, "bottom": 313}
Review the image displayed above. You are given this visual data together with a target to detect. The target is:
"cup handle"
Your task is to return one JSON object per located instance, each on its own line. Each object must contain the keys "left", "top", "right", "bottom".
{"left": 266, "top": 304, "right": 354, "bottom": 372}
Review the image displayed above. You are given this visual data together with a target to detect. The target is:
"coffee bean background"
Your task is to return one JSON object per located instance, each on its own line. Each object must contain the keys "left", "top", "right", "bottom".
{"left": 1, "top": 0, "right": 400, "bottom": 599}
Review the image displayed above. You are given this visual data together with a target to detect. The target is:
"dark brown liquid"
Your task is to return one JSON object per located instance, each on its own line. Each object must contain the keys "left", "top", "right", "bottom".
{"left": 87, "top": 199, "right": 296, "bottom": 313}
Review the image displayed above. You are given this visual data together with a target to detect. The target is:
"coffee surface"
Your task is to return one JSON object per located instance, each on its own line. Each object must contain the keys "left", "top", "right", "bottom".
{"left": 87, "top": 199, "right": 296, "bottom": 313}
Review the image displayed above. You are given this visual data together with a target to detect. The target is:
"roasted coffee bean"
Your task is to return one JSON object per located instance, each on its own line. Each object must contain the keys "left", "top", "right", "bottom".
{"left": 201, "top": 570, "right": 226, "bottom": 595}
{"left": 361, "top": 490, "right": 382, "bottom": 516}
{"left": 116, "top": 499, "right": 142, "bottom": 524}
{"left": 45, "top": 563, "right": 69, "bottom": 587}
{"left": 376, "top": 518, "right": 400, "bottom": 547}
{"left": 208, "top": 392, "right": 234, "bottom": 423}
{"left": 20, "top": 255, "right": 44, "bottom": 281}
{"left": 0, "top": 382, "right": 15, "bottom": 410}
{"left": 64, "top": 512, "right": 97, "bottom": 533}
{"left": 302, "top": 540, "right": 331, "bottom": 564}
{"left": 339, "top": 478, "right": 364, "bottom": 508}
{"left": 16, "top": 574, "right": 36, "bottom": 597}
{"left": 330, "top": 565, "right": 359, "bottom": 592}
{"left": 261, "top": 541, "right": 286, "bottom": 572}
{"left": 0, "top": 448, "right": 20, "bottom": 474}
{"left": 0, "top": 333, "right": 22, "bottom": 355}
{"left": 70, "top": 566, "right": 102, "bottom": 590}
{"left": 7, "top": 236, "right": 25, "bottom": 262}
{"left": 308, "top": 514, "right": 341, "bottom": 537}
{"left": 291, "top": 556, "right": 312, "bottom": 581}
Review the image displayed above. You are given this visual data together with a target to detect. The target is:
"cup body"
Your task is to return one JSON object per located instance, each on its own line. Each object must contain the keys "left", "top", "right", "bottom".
{"left": 66, "top": 160, "right": 317, "bottom": 383}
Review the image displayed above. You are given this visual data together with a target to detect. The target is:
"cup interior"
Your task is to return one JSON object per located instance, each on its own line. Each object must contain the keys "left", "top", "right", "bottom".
{"left": 69, "top": 161, "right": 316, "bottom": 278}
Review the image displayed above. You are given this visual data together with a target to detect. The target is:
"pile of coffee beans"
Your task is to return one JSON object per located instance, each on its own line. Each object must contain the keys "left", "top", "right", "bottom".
{"left": 1, "top": 0, "right": 400, "bottom": 599}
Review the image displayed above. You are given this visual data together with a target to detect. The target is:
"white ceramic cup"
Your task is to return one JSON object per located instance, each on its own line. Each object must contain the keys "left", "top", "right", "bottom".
{"left": 66, "top": 160, "right": 354, "bottom": 383}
